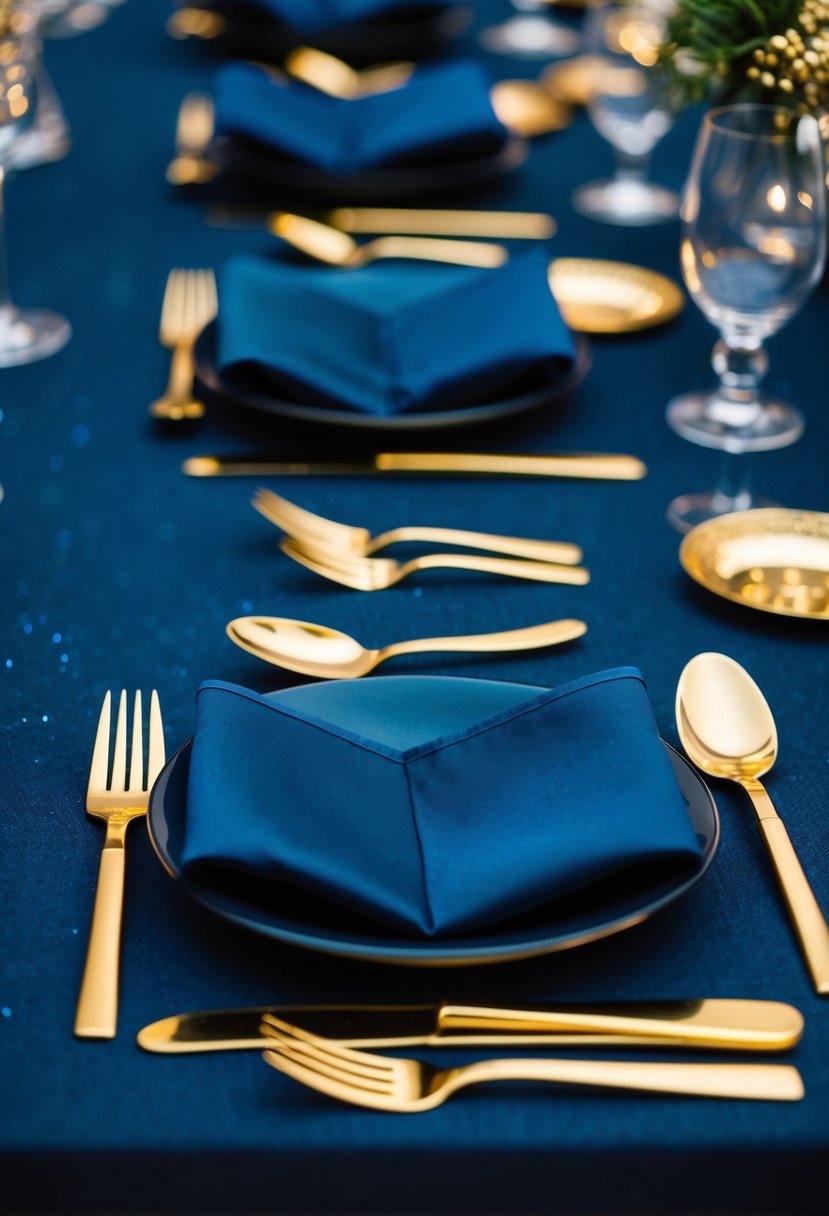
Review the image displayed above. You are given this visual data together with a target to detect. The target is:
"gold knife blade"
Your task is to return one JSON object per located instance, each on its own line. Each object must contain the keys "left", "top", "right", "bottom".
{"left": 137, "top": 1000, "right": 804, "bottom": 1054}
{"left": 182, "top": 452, "right": 647, "bottom": 480}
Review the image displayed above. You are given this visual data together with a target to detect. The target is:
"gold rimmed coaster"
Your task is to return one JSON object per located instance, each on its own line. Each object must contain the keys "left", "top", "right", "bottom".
{"left": 548, "top": 258, "right": 684, "bottom": 333}
{"left": 680, "top": 508, "right": 829, "bottom": 621}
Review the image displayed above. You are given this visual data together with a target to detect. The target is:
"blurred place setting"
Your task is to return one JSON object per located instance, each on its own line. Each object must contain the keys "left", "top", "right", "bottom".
{"left": 2, "top": 1, "right": 829, "bottom": 1214}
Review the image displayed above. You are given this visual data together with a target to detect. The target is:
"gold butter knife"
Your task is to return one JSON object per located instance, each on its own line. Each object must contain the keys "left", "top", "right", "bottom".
{"left": 206, "top": 205, "right": 557, "bottom": 240}
{"left": 137, "top": 999, "right": 804, "bottom": 1054}
{"left": 183, "top": 452, "right": 647, "bottom": 480}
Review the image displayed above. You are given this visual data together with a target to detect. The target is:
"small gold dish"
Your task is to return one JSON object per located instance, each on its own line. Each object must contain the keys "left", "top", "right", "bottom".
{"left": 548, "top": 258, "right": 684, "bottom": 334}
{"left": 680, "top": 508, "right": 829, "bottom": 621}
{"left": 541, "top": 55, "right": 604, "bottom": 106}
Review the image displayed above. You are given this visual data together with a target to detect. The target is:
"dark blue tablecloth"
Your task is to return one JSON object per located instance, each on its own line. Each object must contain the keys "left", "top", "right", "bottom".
{"left": 2, "top": 2, "right": 828, "bottom": 1213}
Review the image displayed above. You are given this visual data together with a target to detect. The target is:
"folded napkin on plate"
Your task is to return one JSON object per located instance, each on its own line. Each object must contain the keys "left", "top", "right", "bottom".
{"left": 188, "top": 1, "right": 462, "bottom": 32}
{"left": 213, "top": 61, "right": 508, "bottom": 175}
{"left": 217, "top": 249, "right": 575, "bottom": 416}
{"left": 181, "top": 671, "right": 703, "bottom": 938}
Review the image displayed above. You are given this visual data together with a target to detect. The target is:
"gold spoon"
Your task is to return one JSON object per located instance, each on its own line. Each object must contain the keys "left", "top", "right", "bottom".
{"left": 272, "top": 213, "right": 507, "bottom": 269}
{"left": 676, "top": 652, "right": 829, "bottom": 995}
{"left": 284, "top": 45, "right": 570, "bottom": 137}
{"left": 226, "top": 616, "right": 587, "bottom": 679}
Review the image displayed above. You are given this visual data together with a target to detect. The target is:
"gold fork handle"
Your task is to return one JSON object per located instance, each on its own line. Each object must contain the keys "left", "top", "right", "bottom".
{"left": 450, "top": 1058, "right": 804, "bottom": 1102}
{"left": 375, "top": 526, "right": 583, "bottom": 564}
{"left": 382, "top": 619, "right": 586, "bottom": 662}
{"left": 742, "top": 779, "right": 829, "bottom": 995}
{"left": 363, "top": 237, "right": 507, "bottom": 268}
{"left": 407, "top": 553, "right": 589, "bottom": 584}
{"left": 74, "top": 834, "right": 127, "bottom": 1039}
{"left": 150, "top": 341, "right": 205, "bottom": 421}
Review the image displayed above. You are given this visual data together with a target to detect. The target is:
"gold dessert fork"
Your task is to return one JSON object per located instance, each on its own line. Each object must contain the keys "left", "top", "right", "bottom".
{"left": 74, "top": 690, "right": 165, "bottom": 1039}
{"left": 280, "top": 536, "right": 590, "bottom": 589}
{"left": 260, "top": 1016, "right": 804, "bottom": 1107}
{"left": 166, "top": 91, "right": 218, "bottom": 185}
{"left": 150, "top": 268, "right": 217, "bottom": 421}
{"left": 252, "top": 488, "right": 584, "bottom": 564}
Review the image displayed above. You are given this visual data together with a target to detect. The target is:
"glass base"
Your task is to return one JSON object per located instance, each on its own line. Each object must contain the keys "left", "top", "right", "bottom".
{"left": 666, "top": 489, "right": 778, "bottom": 534}
{"left": 666, "top": 390, "right": 804, "bottom": 453}
{"left": 0, "top": 306, "right": 71, "bottom": 368}
{"left": 572, "top": 178, "right": 679, "bottom": 226}
{"left": 479, "top": 16, "right": 580, "bottom": 58}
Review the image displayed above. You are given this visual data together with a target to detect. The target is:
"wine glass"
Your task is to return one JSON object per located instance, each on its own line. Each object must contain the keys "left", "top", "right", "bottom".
{"left": 479, "top": 0, "right": 580, "bottom": 60}
{"left": 0, "top": 7, "right": 71, "bottom": 366}
{"left": 666, "top": 103, "right": 826, "bottom": 531}
{"left": 573, "top": 2, "right": 679, "bottom": 224}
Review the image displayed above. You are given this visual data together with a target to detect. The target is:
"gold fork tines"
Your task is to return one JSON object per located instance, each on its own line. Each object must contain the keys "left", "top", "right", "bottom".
{"left": 75, "top": 690, "right": 165, "bottom": 1039}
{"left": 260, "top": 1017, "right": 805, "bottom": 1108}
{"left": 166, "top": 91, "right": 218, "bottom": 185}
{"left": 150, "top": 268, "right": 217, "bottom": 421}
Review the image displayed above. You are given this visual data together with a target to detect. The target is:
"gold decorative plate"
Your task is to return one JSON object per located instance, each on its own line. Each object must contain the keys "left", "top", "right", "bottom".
{"left": 541, "top": 55, "right": 604, "bottom": 106}
{"left": 548, "top": 258, "right": 685, "bottom": 334}
{"left": 680, "top": 508, "right": 829, "bottom": 621}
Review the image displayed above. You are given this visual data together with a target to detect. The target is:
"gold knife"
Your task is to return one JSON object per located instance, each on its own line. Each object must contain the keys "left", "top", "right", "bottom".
{"left": 206, "top": 206, "right": 557, "bottom": 240}
{"left": 137, "top": 1000, "right": 804, "bottom": 1054}
{"left": 183, "top": 452, "right": 648, "bottom": 480}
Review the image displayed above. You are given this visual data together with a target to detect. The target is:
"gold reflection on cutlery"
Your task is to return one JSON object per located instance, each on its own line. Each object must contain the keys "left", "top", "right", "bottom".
{"left": 137, "top": 999, "right": 805, "bottom": 1054}
{"left": 183, "top": 452, "right": 648, "bottom": 479}
{"left": 166, "top": 92, "right": 218, "bottom": 185}
{"left": 150, "top": 268, "right": 217, "bottom": 422}
{"left": 75, "top": 691, "right": 165, "bottom": 1039}
{"left": 226, "top": 615, "right": 587, "bottom": 678}
{"left": 285, "top": 45, "right": 571, "bottom": 137}
{"left": 680, "top": 508, "right": 829, "bottom": 621}
{"left": 542, "top": 55, "right": 605, "bottom": 106}
{"left": 281, "top": 537, "right": 591, "bottom": 590}
{"left": 677, "top": 652, "right": 829, "bottom": 995}
{"left": 548, "top": 258, "right": 684, "bottom": 334}
{"left": 166, "top": 6, "right": 225, "bottom": 40}
{"left": 208, "top": 205, "right": 557, "bottom": 239}
{"left": 253, "top": 488, "right": 583, "bottom": 564}
{"left": 261, "top": 1016, "right": 805, "bottom": 1107}
{"left": 272, "top": 213, "right": 507, "bottom": 268}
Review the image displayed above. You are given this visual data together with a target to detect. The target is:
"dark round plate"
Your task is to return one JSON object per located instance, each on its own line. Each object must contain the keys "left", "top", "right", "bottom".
{"left": 146, "top": 676, "right": 719, "bottom": 967}
{"left": 176, "top": 4, "right": 474, "bottom": 68}
{"left": 210, "top": 132, "right": 529, "bottom": 203}
{"left": 193, "top": 320, "right": 590, "bottom": 433}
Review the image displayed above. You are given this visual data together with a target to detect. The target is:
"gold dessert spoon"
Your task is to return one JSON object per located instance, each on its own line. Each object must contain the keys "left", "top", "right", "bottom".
{"left": 272, "top": 213, "right": 507, "bottom": 268}
{"left": 676, "top": 651, "right": 829, "bottom": 995}
{"left": 226, "top": 616, "right": 587, "bottom": 678}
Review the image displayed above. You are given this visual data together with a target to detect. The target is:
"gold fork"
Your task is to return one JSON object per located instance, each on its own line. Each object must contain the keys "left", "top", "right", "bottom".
{"left": 253, "top": 488, "right": 583, "bottom": 565}
{"left": 166, "top": 91, "right": 218, "bottom": 185}
{"left": 260, "top": 1016, "right": 804, "bottom": 1108}
{"left": 281, "top": 536, "right": 590, "bottom": 590}
{"left": 75, "top": 691, "right": 165, "bottom": 1039}
{"left": 150, "top": 268, "right": 217, "bottom": 421}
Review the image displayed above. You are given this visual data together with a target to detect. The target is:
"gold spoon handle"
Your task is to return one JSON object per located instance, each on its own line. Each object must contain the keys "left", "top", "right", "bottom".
{"left": 380, "top": 618, "right": 587, "bottom": 661}
{"left": 744, "top": 779, "right": 829, "bottom": 995}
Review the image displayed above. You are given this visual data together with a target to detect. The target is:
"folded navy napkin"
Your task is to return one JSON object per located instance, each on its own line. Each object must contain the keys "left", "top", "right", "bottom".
{"left": 190, "top": 1, "right": 462, "bottom": 32}
{"left": 216, "top": 250, "right": 575, "bottom": 416}
{"left": 213, "top": 60, "right": 508, "bottom": 174}
{"left": 181, "top": 671, "right": 703, "bottom": 938}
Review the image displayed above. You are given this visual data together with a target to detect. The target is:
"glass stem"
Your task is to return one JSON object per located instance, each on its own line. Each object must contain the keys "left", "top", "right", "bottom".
{"left": 614, "top": 148, "right": 649, "bottom": 183}
{"left": 708, "top": 336, "right": 767, "bottom": 430}
{"left": 711, "top": 450, "right": 754, "bottom": 514}
{"left": 0, "top": 165, "right": 13, "bottom": 312}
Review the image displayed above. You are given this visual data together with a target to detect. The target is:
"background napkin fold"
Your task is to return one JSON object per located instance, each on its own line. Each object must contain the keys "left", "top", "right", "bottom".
{"left": 213, "top": 60, "right": 508, "bottom": 175}
{"left": 181, "top": 672, "right": 703, "bottom": 938}
{"left": 216, "top": 250, "right": 575, "bottom": 416}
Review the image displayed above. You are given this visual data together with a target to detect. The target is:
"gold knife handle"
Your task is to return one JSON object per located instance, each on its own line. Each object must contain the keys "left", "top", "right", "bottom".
{"left": 74, "top": 834, "right": 126, "bottom": 1039}
{"left": 745, "top": 779, "right": 829, "bottom": 995}
{"left": 437, "top": 1000, "right": 805, "bottom": 1051}
{"left": 328, "top": 207, "right": 556, "bottom": 239}
{"left": 376, "top": 453, "right": 648, "bottom": 480}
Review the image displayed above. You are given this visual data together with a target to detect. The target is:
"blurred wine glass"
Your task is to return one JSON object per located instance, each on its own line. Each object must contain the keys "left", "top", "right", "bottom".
{"left": 666, "top": 104, "right": 826, "bottom": 531}
{"left": 573, "top": 2, "right": 678, "bottom": 224}
{"left": 479, "top": 0, "right": 580, "bottom": 60}
{"left": 0, "top": 4, "right": 71, "bottom": 366}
